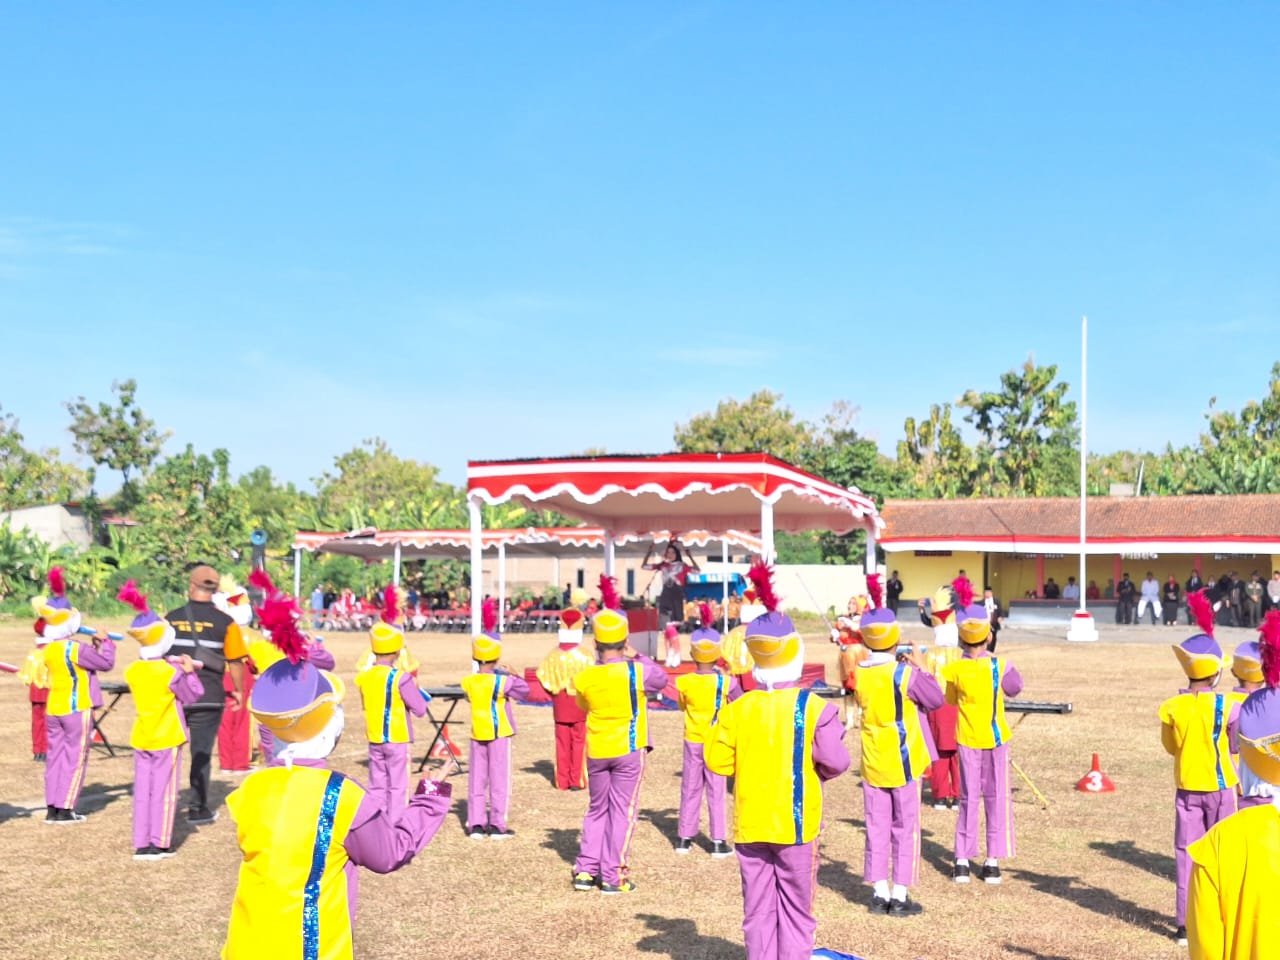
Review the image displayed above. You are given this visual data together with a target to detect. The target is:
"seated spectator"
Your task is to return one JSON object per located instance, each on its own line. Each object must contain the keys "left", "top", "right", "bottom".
{"left": 1062, "top": 577, "right": 1080, "bottom": 601}
{"left": 1043, "top": 578, "right": 1061, "bottom": 599}
{"left": 1086, "top": 580, "right": 1101, "bottom": 600}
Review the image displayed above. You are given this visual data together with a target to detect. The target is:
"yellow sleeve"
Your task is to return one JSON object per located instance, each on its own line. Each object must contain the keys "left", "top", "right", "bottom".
{"left": 1186, "top": 836, "right": 1223, "bottom": 960}
{"left": 223, "top": 622, "right": 248, "bottom": 661}
{"left": 1159, "top": 700, "right": 1178, "bottom": 756}
{"left": 704, "top": 702, "right": 737, "bottom": 776}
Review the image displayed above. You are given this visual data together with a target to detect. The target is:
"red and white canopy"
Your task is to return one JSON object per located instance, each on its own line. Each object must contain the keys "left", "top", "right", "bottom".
{"left": 466, "top": 453, "right": 881, "bottom": 537}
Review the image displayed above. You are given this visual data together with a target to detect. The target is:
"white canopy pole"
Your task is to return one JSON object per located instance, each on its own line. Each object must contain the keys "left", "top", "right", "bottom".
{"left": 553, "top": 555, "right": 561, "bottom": 598}
{"left": 603, "top": 530, "right": 616, "bottom": 578}
{"left": 760, "top": 500, "right": 776, "bottom": 564}
{"left": 392, "top": 541, "right": 402, "bottom": 588}
{"left": 498, "top": 541, "right": 507, "bottom": 632}
{"left": 293, "top": 547, "right": 302, "bottom": 599}
{"left": 864, "top": 525, "right": 877, "bottom": 576}
{"left": 722, "top": 537, "right": 729, "bottom": 632}
{"left": 469, "top": 497, "right": 483, "bottom": 633}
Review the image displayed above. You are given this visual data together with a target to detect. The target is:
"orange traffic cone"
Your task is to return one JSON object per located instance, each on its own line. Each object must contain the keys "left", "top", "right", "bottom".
{"left": 1075, "top": 753, "right": 1116, "bottom": 793}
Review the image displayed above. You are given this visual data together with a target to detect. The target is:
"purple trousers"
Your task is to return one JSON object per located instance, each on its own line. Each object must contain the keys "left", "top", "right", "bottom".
{"left": 468, "top": 737, "right": 512, "bottom": 831}
{"left": 737, "top": 840, "right": 820, "bottom": 960}
{"left": 368, "top": 742, "right": 410, "bottom": 818}
{"left": 1174, "top": 787, "right": 1236, "bottom": 925}
{"left": 258, "top": 725, "right": 275, "bottom": 764}
{"left": 45, "top": 711, "right": 92, "bottom": 809}
{"left": 133, "top": 747, "right": 183, "bottom": 849}
{"left": 679, "top": 740, "right": 727, "bottom": 840}
{"left": 955, "top": 743, "right": 1015, "bottom": 861}
{"left": 863, "top": 779, "right": 922, "bottom": 885}
{"left": 1238, "top": 793, "right": 1271, "bottom": 811}
{"left": 574, "top": 750, "right": 646, "bottom": 886}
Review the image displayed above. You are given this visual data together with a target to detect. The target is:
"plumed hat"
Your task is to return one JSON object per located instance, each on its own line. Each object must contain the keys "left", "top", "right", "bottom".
{"left": 1174, "top": 591, "right": 1223, "bottom": 681}
{"left": 249, "top": 658, "right": 346, "bottom": 744}
{"left": 956, "top": 603, "right": 992, "bottom": 647}
{"left": 472, "top": 597, "right": 502, "bottom": 662}
{"left": 592, "top": 574, "right": 629, "bottom": 646}
{"left": 1232, "top": 640, "right": 1264, "bottom": 686}
{"left": 689, "top": 602, "right": 722, "bottom": 664}
{"left": 743, "top": 562, "right": 801, "bottom": 670}
{"left": 859, "top": 575, "right": 901, "bottom": 653}
{"left": 117, "top": 580, "right": 175, "bottom": 653}
{"left": 369, "top": 584, "right": 405, "bottom": 655}
{"left": 1239, "top": 611, "right": 1280, "bottom": 784}
{"left": 30, "top": 567, "right": 81, "bottom": 641}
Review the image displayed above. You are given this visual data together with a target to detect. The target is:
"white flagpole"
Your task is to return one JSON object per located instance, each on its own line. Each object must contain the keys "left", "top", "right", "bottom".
{"left": 1069, "top": 315, "right": 1098, "bottom": 641}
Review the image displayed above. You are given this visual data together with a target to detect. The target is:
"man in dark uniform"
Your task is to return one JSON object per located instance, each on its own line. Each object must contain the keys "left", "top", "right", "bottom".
{"left": 886, "top": 571, "right": 904, "bottom": 614}
{"left": 165, "top": 563, "right": 246, "bottom": 824}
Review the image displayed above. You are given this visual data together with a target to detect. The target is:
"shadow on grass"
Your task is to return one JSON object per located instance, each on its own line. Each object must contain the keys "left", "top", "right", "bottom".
{"left": 646, "top": 807, "right": 681, "bottom": 846}
{"left": 522, "top": 759, "right": 556, "bottom": 786}
{"left": 1008, "top": 866, "right": 1173, "bottom": 938}
{"left": 542, "top": 826, "right": 581, "bottom": 866}
{"left": 920, "top": 827, "right": 953, "bottom": 877}
{"left": 168, "top": 778, "right": 236, "bottom": 850}
{"left": 1002, "top": 945, "right": 1074, "bottom": 960}
{"left": 634, "top": 912, "right": 740, "bottom": 959}
{"left": 817, "top": 852, "right": 864, "bottom": 900}
{"left": 1087, "top": 840, "right": 1175, "bottom": 882}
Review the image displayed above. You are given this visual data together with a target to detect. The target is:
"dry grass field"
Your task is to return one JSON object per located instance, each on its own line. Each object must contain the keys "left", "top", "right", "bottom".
{"left": 0, "top": 616, "right": 1250, "bottom": 960}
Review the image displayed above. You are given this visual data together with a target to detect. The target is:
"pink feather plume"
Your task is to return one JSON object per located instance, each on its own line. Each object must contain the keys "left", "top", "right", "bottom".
{"left": 1187, "top": 589, "right": 1215, "bottom": 638}
{"left": 382, "top": 584, "right": 400, "bottom": 625}
{"left": 257, "top": 592, "right": 307, "bottom": 664}
{"left": 951, "top": 575, "right": 974, "bottom": 609}
{"left": 248, "top": 568, "right": 276, "bottom": 595}
{"left": 866, "top": 574, "right": 883, "bottom": 610}
{"left": 747, "top": 561, "right": 780, "bottom": 613}
{"left": 1260, "top": 610, "right": 1280, "bottom": 687}
{"left": 598, "top": 574, "right": 621, "bottom": 612}
{"left": 699, "top": 602, "right": 714, "bottom": 627}
{"left": 116, "top": 579, "right": 149, "bottom": 614}
{"left": 482, "top": 597, "right": 499, "bottom": 633}
{"left": 48, "top": 567, "right": 66, "bottom": 598}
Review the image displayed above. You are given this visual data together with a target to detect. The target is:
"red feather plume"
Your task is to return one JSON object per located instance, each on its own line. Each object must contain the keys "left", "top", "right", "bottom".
{"left": 257, "top": 592, "right": 307, "bottom": 664}
{"left": 598, "top": 574, "right": 620, "bottom": 612}
{"left": 48, "top": 567, "right": 66, "bottom": 598}
{"left": 951, "top": 576, "right": 974, "bottom": 609}
{"left": 1187, "top": 589, "right": 1215, "bottom": 638}
{"left": 699, "top": 602, "right": 713, "bottom": 627}
{"left": 1260, "top": 610, "right": 1280, "bottom": 687}
{"left": 482, "top": 597, "right": 499, "bottom": 633}
{"left": 866, "top": 574, "right": 883, "bottom": 610}
{"left": 248, "top": 568, "right": 276, "bottom": 595}
{"left": 747, "top": 561, "right": 780, "bottom": 613}
{"left": 382, "top": 584, "right": 400, "bottom": 625}
{"left": 116, "top": 579, "right": 149, "bottom": 614}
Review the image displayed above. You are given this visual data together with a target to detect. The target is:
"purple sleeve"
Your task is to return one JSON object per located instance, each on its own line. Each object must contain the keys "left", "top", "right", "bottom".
{"left": 77, "top": 638, "right": 116, "bottom": 672}
{"left": 397, "top": 672, "right": 429, "bottom": 718}
{"left": 638, "top": 656, "right": 668, "bottom": 695}
{"left": 505, "top": 674, "right": 530, "bottom": 702}
{"left": 1001, "top": 664, "right": 1023, "bottom": 698}
{"left": 907, "top": 669, "right": 945, "bottom": 712}
{"left": 727, "top": 677, "right": 744, "bottom": 702}
{"left": 343, "top": 788, "right": 451, "bottom": 874}
{"left": 1228, "top": 701, "right": 1242, "bottom": 751}
{"left": 811, "top": 703, "right": 852, "bottom": 782}
{"left": 168, "top": 667, "right": 204, "bottom": 706}
{"left": 308, "top": 645, "right": 336, "bottom": 671}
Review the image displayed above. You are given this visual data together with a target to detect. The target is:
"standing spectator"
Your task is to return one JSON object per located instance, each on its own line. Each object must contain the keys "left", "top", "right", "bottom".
{"left": 1185, "top": 570, "right": 1204, "bottom": 624}
{"left": 562, "top": 582, "right": 573, "bottom": 607}
{"left": 886, "top": 571, "right": 904, "bottom": 614}
{"left": 1042, "top": 578, "right": 1061, "bottom": 600}
{"left": 1268, "top": 571, "right": 1280, "bottom": 613}
{"left": 165, "top": 564, "right": 246, "bottom": 825}
{"left": 1244, "top": 573, "right": 1265, "bottom": 628}
{"left": 1137, "top": 572, "right": 1162, "bottom": 624}
{"left": 309, "top": 584, "right": 325, "bottom": 623}
{"left": 1116, "top": 573, "right": 1137, "bottom": 625}
{"left": 322, "top": 583, "right": 337, "bottom": 610}
{"left": 1214, "top": 572, "right": 1239, "bottom": 628}
{"left": 983, "top": 587, "right": 1004, "bottom": 654}
{"left": 1162, "top": 575, "right": 1182, "bottom": 625}
{"left": 1061, "top": 577, "right": 1080, "bottom": 602}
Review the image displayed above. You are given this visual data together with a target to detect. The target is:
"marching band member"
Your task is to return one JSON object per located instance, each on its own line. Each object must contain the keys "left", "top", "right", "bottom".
{"left": 1231, "top": 636, "right": 1274, "bottom": 810}
{"left": 36, "top": 567, "right": 115, "bottom": 824}
{"left": 571, "top": 575, "right": 668, "bottom": 894}
{"left": 1161, "top": 591, "right": 1240, "bottom": 946}
{"left": 674, "top": 603, "right": 740, "bottom": 857}
{"left": 854, "top": 576, "right": 943, "bottom": 916}
{"left": 222, "top": 589, "right": 451, "bottom": 960}
{"left": 354, "top": 585, "right": 429, "bottom": 818}
{"left": 118, "top": 580, "right": 203, "bottom": 860}
{"left": 705, "top": 563, "right": 850, "bottom": 960}
{"left": 1187, "top": 610, "right": 1280, "bottom": 958}
{"left": 921, "top": 580, "right": 963, "bottom": 810}
{"left": 536, "top": 605, "right": 592, "bottom": 791}
{"left": 19, "top": 618, "right": 51, "bottom": 762}
{"left": 461, "top": 599, "right": 529, "bottom": 839}
{"left": 945, "top": 601, "right": 1023, "bottom": 886}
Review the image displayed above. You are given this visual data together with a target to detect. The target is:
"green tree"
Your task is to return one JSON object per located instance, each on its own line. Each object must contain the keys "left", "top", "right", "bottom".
{"left": 0, "top": 407, "right": 88, "bottom": 509}
{"left": 239, "top": 465, "right": 313, "bottom": 547}
{"left": 675, "top": 389, "right": 815, "bottom": 462}
{"left": 897, "top": 403, "right": 978, "bottom": 497}
{"left": 315, "top": 438, "right": 447, "bottom": 526}
{"left": 1170, "top": 363, "right": 1280, "bottom": 494}
{"left": 959, "top": 357, "right": 1079, "bottom": 497}
{"left": 65, "top": 379, "right": 169, "bottom": 509}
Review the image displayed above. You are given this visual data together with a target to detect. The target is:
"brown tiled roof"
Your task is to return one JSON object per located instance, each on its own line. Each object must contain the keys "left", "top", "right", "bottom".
{"left": 880, "top": 495, "right": 1280, "bottom": 541}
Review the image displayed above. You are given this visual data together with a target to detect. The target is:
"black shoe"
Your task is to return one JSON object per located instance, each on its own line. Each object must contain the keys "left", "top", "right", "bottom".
{"left": 980, "top": 862, "right": 1002, "bottom": 885}
{"left": 468, "top": 826, "right": 486, "bottom": 841}
{"left": 33, "top": 753, "right": 46, "bottom": 762}
{"left": 675, "top": 838, "right": 693, "bottom": 855}
{"left": 489, "top": 828, "right": 515, "bottom": 841}
{"left": 133, "top": 845, "right": 163, "bottom": 861}
{"left": 952, "top": 862, "right": 971, "bottom": 884}
{"left": 946, "top": 798, "right": 956, "bottom": 810}
{"left": 1175, "top": 926, "right": 1187, "bottom": 946}
{"left": 52, "top": 808, "right": 85, "bottom": 824}
{"left": 869, "top": 895, "right": 892, "bottom": 914}
{"left": 599, "top": 879, "right": 637, "bottom": 895}
{"left": 572, "top": 871, "right": 598, "bottom": 891}
{"left": 709, "top": 840, "right": 733, "bottom": 859}
{"left": 889, "top": 896, "right": 924, "bottom": 917}
{"left": 186, "top": 806, "right": 217, "bottom": 825}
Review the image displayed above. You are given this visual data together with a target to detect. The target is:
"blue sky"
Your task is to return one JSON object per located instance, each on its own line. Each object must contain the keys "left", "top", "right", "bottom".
{"left": 2, "top": 3, "right": 1277, "bottom": 490}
